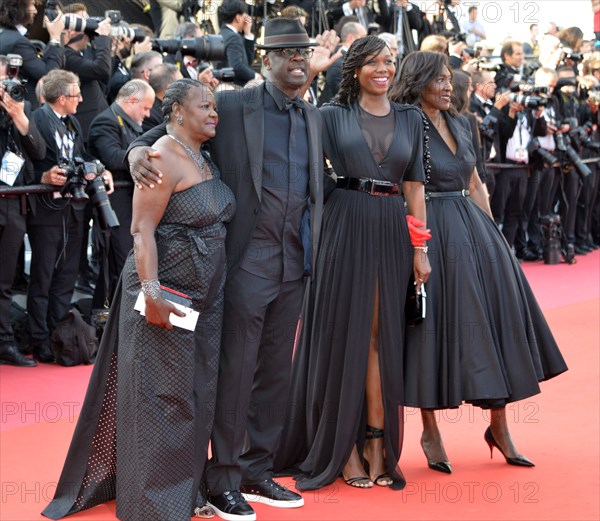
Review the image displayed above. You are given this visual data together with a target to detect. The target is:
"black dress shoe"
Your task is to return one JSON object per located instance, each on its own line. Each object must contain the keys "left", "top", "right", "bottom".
{"left": 586, "top": 240, "right": 599, "bottom": 250}
{"left": 574, "top": 244, "right": 589, "bottom": 255}
{"left": 0, "top": 344, "right": 37, "bottom": 367}
{"left": 32, "top": 341, "right": 55, "bottom": 364}
{"left": 521, "top": 249, "right": 541, "bottom": 262}
{"left": 241, "top": 479, "right": 304, "bottom": 508}
{"left": 207, "top": 491, "right": 256, "bottom": 521}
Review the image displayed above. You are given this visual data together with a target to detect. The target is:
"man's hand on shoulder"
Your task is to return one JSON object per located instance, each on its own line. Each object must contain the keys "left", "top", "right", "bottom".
{"left": 129, "top": 147, "right": 163, "bottom": 189}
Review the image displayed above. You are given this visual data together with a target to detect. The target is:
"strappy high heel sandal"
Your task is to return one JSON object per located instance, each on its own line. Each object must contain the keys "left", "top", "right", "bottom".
{"left": 363, "top": 425, "right": 393, "bottom": 487}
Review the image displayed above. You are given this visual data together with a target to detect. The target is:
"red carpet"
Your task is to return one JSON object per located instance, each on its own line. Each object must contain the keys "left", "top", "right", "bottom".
{"left": 1, "top": 252, "right": 599, "bottom": 521}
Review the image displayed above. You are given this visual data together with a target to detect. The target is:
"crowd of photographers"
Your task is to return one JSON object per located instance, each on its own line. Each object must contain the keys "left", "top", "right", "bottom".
{"left": 0, "top": 0, "right": 598, "bottom": 367}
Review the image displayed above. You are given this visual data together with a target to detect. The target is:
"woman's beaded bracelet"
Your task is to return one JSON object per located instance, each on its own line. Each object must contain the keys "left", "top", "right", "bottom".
{"left": 141, "top": 279, "right": 161, "bottom": 300}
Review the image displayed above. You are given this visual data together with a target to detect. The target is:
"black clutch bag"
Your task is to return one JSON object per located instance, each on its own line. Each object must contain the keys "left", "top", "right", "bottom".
{"left": 405, "top": 277, "right": 427, "bottom": 326}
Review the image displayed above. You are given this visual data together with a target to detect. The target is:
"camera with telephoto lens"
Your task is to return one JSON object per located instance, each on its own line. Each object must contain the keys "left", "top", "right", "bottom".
{"left": 475, "top": 57, "right": 502, "bottom": 72}
{"left": 59, "top": 157, "right": 119, "bottom": 229}
{"left": 198, "top": 63, "right": 235, "bottom": 82}
{"left": 151, "top": 36, "right": 225, "bottom": 62}
{"left": 554, "top": 128, "right": 592, "bottom": 179}
{"left": 569, "top": 121, "right": 600, "bottom": 152}
{"left": 479, "top": 113, "right": 498, "bottom": 141}
{"left": 104, "top": 10, "right": 147, "bottom": 43}
{"left": 0, "top": 54, "right": 27, "bottom": 129}
{"left": 508, "top": 92, "right": 548, "bottom": 109}
{"left": 527, "top": 138, "right": 558, "bottom": 165}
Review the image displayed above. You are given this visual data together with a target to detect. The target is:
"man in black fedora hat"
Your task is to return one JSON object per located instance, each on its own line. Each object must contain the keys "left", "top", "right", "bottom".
{"left": 128, "top": 17, "right": 324, "bottom": 520}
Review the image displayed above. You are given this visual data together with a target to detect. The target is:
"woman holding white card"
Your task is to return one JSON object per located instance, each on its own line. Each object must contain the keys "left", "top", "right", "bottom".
{"left": 43, "top": 80, "right": 236, "bottom": 521}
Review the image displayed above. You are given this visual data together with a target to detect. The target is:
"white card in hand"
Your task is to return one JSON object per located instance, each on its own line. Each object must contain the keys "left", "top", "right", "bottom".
{"left": 134, "top": 291, "right": 199, "bottom": 331}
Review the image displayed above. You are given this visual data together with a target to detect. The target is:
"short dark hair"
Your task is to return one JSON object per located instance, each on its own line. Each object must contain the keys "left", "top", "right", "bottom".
{"left": 149, "top": 63, "right": 180, "bottom": 94}
{"left": 62, "top": 2, "right": 87, "bottom": 14}
{"left": 501, "top": 40, "right": 522, "bottom": 61}
{"left": 218, "top": 0, "right": 247, "bottom": 25}
{"left": 130, "top": 51, "right": 163, "bottom": 79}
{"left": 0, "top": 0, "right": 32, "bottom": 27}
{"left": 389, "top": 50, "right": 458, "bottom": 116}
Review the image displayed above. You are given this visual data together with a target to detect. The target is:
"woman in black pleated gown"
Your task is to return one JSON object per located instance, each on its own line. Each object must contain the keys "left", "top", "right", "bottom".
{"left": 274, "top": 36, "right": 431, "bottom": 491}
{"left": 43, "top": 80, "right": 236, "bottom": 521}
{"left": 389, "top": 52, "right": 567, "bottom": 473}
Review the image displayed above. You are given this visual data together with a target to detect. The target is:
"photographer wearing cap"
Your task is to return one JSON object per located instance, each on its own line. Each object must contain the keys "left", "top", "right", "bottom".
{"left": 0, "top": 0, "right": 65, "bottom": 109}
{"left": 0, "top": 54, "right": 45, "bottom": 367}
{"left": 551, "top": 65, "right": 589, "bottom": 259}
{"left": 27, "top": 69, "right": 113, "bottom": 363}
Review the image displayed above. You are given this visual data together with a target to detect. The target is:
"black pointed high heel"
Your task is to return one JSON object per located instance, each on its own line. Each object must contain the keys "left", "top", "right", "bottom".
{"left": 484, "top": 426, "right": 535, "bottom": 467}
{"left": 363, "top": 425, "right": 393, "bottom": 486}
{"left": 420, "top": 435, "right": 452, "bottom": 474}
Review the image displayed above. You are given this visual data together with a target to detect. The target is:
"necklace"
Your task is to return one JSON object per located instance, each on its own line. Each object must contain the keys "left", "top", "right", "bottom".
{"left": 167, "top": 133, "right": 205, "bottom": 172}
{"left": 432, "top": 111, "right": 444, "bottom": 131}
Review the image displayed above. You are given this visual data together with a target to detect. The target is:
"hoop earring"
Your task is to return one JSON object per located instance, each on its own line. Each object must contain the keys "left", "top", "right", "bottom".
{"left": 177, "top": 115, "right": 183, "bottom": 126}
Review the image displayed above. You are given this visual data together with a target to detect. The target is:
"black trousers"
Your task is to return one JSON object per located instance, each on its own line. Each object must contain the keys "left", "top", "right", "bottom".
{"left": 205, "top": 268, "right": 304, "bottom": 494}
{"left": 557, "top": 169, "right": 580, "bottom": 245}
{"left": 490, "top": 165, "right": 528, "bottom": 248}
{"left": 0, "top": 197, "right": 26, "bottom": 343}
{"left": 27, "top": 209, "right": 84, "bottom": 341}
{"left": 575, "top": 164, "right": 600, "bottom": 246}
{"left": 515, "top": 168, "right": 542, "bottom": 255}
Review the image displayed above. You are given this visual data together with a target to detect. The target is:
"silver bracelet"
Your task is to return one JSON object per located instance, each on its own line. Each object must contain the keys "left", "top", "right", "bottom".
{"left": 141, "top": 279, "right": 160, "bottom": 300}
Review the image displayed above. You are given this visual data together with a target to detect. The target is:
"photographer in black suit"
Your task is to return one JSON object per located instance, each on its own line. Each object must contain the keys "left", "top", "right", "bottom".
{"left": 217, "top": 0, "right": 260, "bottom": 87}
{"left": 494, "top": 40, "right": 531, "bottom": 90}
{"left": 0, "top": 0, "right": 65, "bottom": 109}
{"left": 88, "top": 80, "right": 155, "bottom": 309}
{"left": 0, "top": 54, "right": 45, "bottom": 367}
{"left": 27, "top": 69, "right": 113, "bottom": 363}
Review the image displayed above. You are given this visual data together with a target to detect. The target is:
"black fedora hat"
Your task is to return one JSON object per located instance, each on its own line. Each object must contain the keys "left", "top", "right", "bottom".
{"left": 256, "top": 18, "right": 319, "bottom": 49}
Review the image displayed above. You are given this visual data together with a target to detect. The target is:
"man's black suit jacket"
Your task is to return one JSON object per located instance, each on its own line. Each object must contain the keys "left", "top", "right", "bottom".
{"left": 29, "top": 104, "right": 89, "bottom": 224}
{"left": 218, "top": 26, "right": 255, "bottom": 87}
{"left": 142, "top": 97, "right": 164, "bottom": 133}
{"left": 130, "top": 82, "right": 324, "bottom": 277}
{"left": 88, "top": 104, "right": 139, "bottom": 182}
{"left": 64, "top": 36, "right": 112, "bottom": 143}
{"left": 0, "top": 27, "right": 64, "bottom": 108}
